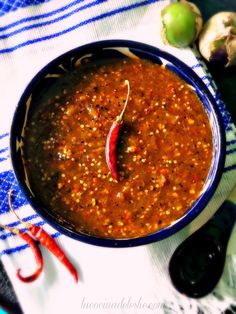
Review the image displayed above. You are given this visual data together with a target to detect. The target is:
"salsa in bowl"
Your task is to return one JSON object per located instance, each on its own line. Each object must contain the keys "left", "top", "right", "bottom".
{"left": 10, "top": 40, "right": 225, "bottom": 247}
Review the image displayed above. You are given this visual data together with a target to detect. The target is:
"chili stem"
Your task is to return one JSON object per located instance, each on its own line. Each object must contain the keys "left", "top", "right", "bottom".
{"left": 8, "top": 190, "right": 30, "bottom": 227}
{"left": 117, "top": 79, "right": 130, "bottom": 122}
{"left": 0, "top": 222, "right": 19, "bottom": 235}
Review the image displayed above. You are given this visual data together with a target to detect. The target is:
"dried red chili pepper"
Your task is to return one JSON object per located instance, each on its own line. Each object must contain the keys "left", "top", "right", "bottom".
{"left": 27, "top": 225, "right": 78, "bottom": 283}
{"left": 0, "top": 223, "right": 43, "bottom": 283}
{"left": 105, "top": 80, "right": 130, "bottom": 181}
{"left": 8, "top": 190, "right": 78, "bottom": 283}
{"left": 16, "top": 232, "right": 43, "bottom": 283}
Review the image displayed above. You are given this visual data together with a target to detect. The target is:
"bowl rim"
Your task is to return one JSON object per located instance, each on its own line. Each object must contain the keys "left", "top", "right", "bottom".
{"left": 10, "top": 39, "right": 226, "bottom": 247}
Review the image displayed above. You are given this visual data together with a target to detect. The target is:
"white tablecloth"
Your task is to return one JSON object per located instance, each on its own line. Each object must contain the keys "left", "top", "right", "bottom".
{"left": 0, "top": 1, "right": 236, "bottom": 313}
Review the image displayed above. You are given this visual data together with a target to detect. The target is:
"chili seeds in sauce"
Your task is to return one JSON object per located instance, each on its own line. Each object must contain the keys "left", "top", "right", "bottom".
{"left": 23, "top": 57, "right": 213, "bottom": 239}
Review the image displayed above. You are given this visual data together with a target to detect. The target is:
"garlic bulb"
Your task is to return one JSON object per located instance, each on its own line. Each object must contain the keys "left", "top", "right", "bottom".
{"left": 199, "top": 12, "right": 236, "bottom": 67}
{"left": 161, "top": 0, "right": 203, "bottom": 48}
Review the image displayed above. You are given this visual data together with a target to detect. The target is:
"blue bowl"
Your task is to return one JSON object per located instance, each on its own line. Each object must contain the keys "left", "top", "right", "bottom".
{"left": 10, "top": 40, "right": 226, "bottom": 247}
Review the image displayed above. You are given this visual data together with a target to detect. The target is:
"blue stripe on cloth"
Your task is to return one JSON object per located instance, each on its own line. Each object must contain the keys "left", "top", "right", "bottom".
{"left": 0, "top": 220, "right": 45, "bottom": 240}
{"left": 191, "top": 63, "right": 202, "bottom": 70}
{"left": 0, "top": 133, "right": 9, "bottom": 140}
{"left": 7, "top": 214, "right": 39, "bottom": 227}
{"left": 0, "top": 170, "right": 28, "bottom": 214}
{"left": 0, "top": 0, "right": 106, "bottom": 40}
{"left": 227, "top": 139, "right": 236, "bottom": 146}
{"left": 224, "top": 164, "right": 236, "bottom": 173}
{"left": 0, "top": 156, "right": 9, "bottom": 162}
{"left": 212, "top": 91, "right": 233, "bottom": 129}
{"left": 225, "top": 125, "right": 234, "bottom": 133}
{"left": 0, "top": 243, "right": 29, "bottom": 257}
{"left": 0, "top": 0, "right": 88, "bottom": 31}
{"left": 0, "top": 147, "right": 9, "bottom": 154}
{"left": 0, "top": 231, "right": 61, "bottom": 256}
{"left": 205, "top": 82, "right": 212, "bottom": 88}
{"left": 0, "top": 0, "right": 51, "bottom": 16}
{"left": 227, "top": 148, "right": 236, "bottom": 155}
{"left": 0, "top": 0, "right": 161, "bottom": 54}
{"left": 201, "top": 75, "right": 212, "bottom": 81}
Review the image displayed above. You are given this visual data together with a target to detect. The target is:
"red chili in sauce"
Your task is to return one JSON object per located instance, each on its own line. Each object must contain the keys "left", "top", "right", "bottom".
{"left": 105, "top": 80, "right": 130, "bottom": 181}
{"left": 23, "top": 57, "right": 213, "bottom": 239}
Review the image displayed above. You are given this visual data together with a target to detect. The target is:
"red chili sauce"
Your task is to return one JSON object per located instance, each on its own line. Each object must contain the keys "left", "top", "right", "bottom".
{"left": 23, "top": 57, "right": 213, "bottom": 239}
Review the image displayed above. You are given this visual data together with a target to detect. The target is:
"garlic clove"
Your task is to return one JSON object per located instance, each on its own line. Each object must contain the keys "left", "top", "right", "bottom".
{"left": 199, "top": 12, "right": 236, "bottom": 67}
{"left": 226, "top": 35, "right": 236, "bottom": 66}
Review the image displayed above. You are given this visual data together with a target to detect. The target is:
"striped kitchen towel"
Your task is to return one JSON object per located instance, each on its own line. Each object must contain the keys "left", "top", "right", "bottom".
{"left": 0, "top": 1, "right": 236, "bottom": 314}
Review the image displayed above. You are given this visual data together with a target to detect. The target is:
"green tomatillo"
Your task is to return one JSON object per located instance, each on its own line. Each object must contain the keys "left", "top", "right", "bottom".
{"left": 161, "top": 1, "right": 203, "bottom": 48}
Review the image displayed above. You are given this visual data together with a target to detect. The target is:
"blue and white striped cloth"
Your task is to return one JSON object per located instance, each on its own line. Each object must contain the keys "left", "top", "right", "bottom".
{"left": 0, "top": 1, "right": 236, "bottom": 313}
